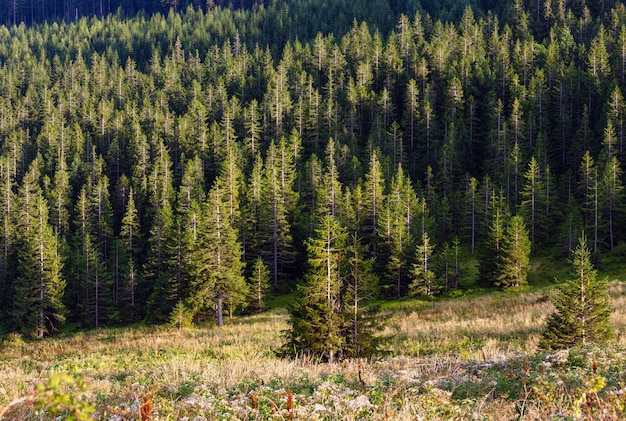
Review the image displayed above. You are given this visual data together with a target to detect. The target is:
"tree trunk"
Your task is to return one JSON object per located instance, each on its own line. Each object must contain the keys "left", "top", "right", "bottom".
{"left": 216, "top": 291, "right": 224, "bottom": 327}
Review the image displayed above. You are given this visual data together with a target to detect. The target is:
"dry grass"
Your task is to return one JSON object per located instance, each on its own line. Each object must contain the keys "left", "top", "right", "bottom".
{"left": 381, "top": 282, "right": 626, "bottom": 359}
{"left": 380, "top": 290, "right": 554, "bottom": 359}
{"left": 1, "top": 283, "right": 626, "bottom": 419}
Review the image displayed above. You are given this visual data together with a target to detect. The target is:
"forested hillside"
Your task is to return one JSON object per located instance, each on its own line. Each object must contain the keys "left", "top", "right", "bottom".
{"left": 1, "top": 0, "right": 626, "bottom": 337}
{"left": 1, "top": 0, "right": 509, "bottom": 29}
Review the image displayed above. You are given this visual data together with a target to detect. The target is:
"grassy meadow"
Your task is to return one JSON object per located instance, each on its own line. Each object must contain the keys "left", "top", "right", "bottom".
{"left": 2, "top": 282, "right": 626, "bottom": 419}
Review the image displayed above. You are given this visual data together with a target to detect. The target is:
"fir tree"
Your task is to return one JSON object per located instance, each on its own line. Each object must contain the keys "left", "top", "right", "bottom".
{"left": 541, "top": 234, "right": 612, "bottom": 349}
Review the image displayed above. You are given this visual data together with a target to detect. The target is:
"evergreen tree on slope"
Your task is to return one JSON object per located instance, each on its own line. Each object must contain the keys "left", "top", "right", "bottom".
{"left": 12, "top": 162, "right": 66, "bottom": 338}
{"left": 282, "top": 214, "right": 347, "bottom": 362}
{"left": 541, "top": 234, "right": 612, "bottom": 349}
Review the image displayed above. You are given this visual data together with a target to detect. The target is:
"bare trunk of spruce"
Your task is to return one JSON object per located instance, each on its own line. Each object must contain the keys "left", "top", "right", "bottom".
{"left": 39, "top": 213, "right": 45, "bottom": 338}
{"left": 216, "top": 292, "right": 224, "bottom": 328}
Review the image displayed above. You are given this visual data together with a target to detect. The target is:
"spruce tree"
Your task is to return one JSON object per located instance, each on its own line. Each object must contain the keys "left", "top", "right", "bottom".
{"left": 259, "top": 137, "right": 298, "bottom": 289}
{"left": 409, "top": 232, "right": 438, "bottom": 296}
{"left": 343, "top": 234, "right": 380, "bottom": 358}
{"left": 12, "top": 166, "right": 66, "bottom": 338}
{"left": 362, "top": 150, "right": 385, "bottom": 254}
{"left": 519, "top": 156, "right": 548, "bottom": 246}
{"left": 377, "top": 164, "right": 417, "bottom": 297}
{"left": 0, "top": 156, "right": 14, "bottom": 314}
{"left": 248, "top": 256, "right": 271, "bottom": 313}
{"left": 144, "top": 200, "right": 178, "bottom": 324}
{"left": 601, "top": 156, "right": 624, "bottom": 251}
{"left": 478, "top": 191, "right": 509, "bottom": 287}
{"left": 187, "top": 182, "right": 248, "bottom": 325}
{"left": 541, "top": 234, "right": 612, "bottom": 349}
{"left": 168, "top": 301, "right": 193, "bottom": 331}
{"left": 496, "top": 215, "right": 531, "bottom": 288}
{"left": 282, "top": 215, "right": 347, "bottom": 362}
{"left": 119, "top": 188, "right": 141, "bottom": 321}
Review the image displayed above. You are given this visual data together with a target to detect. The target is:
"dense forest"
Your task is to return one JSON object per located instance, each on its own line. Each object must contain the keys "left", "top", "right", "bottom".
{"left": 1, "top": 0, "right": 626, "bottom": 339}
{"left": 0, "top": 0, "right": 512, "bottom": 29}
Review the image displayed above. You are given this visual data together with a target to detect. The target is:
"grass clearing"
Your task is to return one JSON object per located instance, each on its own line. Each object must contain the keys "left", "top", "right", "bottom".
{"left": 1, "top": 282, "right": 626, "bottom": 419}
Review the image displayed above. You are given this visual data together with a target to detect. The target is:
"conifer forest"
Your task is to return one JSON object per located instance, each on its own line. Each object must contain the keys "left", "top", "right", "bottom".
{"left": 0, "top": 0, "right": 625, "bottom": 347}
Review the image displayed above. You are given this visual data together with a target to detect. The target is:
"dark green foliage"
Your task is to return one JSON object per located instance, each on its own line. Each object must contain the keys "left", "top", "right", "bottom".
{"left": 478, "top": 192, "right": 510, "bottom": 287}
{"left": 282, "top": 215, "right": 347, "bottom": 362}
{"left": 343, "top": 234, "right": 380, "bottom": 358}
{"left": 144, "top": 200, "right": 179, "bottom": 324}
{"left": 541, "top": 235, "right": 613, "bottom": 350}
{"left": 3, "top": 0, "right": 626, "bottom": 335}
{"left": 248, "top": 256, "right": 271, "bottom": 312}
{"left": 11, "top": 165, "right": 66, "bottom": 338}
{"left": 519, "top": 157, "right": 548, "bottom": 246}
{"left": 283, "top": 217, "right": 381, "bottom": 361}
{"left": 186, "top": 181, "right": 248, "bottom": 322}
{"left": 496, "top": 215, "right": 531, "bottom": 288}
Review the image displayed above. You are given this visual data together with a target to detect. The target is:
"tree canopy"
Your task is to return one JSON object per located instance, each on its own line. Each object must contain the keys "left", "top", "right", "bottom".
{"left": 1, "top": 0, "right": 626, "bottom": 335}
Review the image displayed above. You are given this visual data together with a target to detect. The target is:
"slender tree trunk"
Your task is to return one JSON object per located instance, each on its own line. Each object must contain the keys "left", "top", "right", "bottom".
{"left": 216, "top": 292, "right": 224, "bottom": 327}
{"left": 95, "top": 269, "right": 99, "bottom": 328}
{"left": 39, "top": 215, "right": 45, "bottom": 338}
{"left": 594, "top": 175, "right": 599, "bottom": 254}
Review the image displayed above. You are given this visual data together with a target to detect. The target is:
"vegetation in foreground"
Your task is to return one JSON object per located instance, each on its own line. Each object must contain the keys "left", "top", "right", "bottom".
{"left": 2, "top": 283, "right": 626, "bottom": 420}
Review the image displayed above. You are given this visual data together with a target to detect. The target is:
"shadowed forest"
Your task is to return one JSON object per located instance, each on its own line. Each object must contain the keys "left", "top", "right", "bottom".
{"left": 0, "top": 0, "right": 625, "bottom": 340}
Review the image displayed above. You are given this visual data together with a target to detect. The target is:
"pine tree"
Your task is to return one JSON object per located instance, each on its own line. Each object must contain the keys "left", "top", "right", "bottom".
{"left": 496, "top": 215, "right": 531, "bottom": 288}
{"left": 541, "top": 234, "right": 612, "bottom": 349}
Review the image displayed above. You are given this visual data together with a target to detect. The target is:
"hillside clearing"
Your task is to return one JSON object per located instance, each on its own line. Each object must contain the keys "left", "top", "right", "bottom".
{"left": 1, "top": 284, "right": 626, "bottom": 419}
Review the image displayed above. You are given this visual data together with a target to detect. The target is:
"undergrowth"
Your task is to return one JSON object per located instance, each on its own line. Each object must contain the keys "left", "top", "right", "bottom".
{"left": 1, "top": 283, "right": 626, "bottom": 419}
